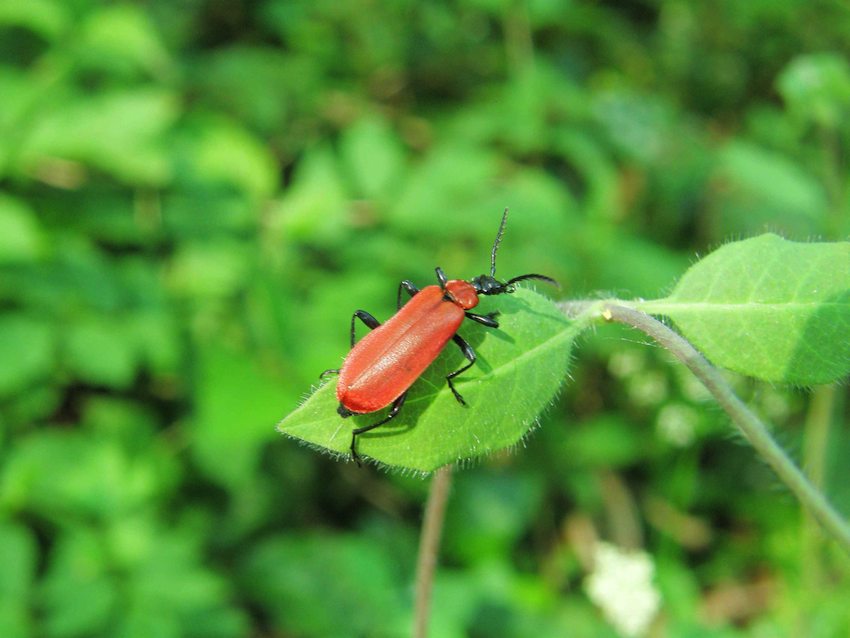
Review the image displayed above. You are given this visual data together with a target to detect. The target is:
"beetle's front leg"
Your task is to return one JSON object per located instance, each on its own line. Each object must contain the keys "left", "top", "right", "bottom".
{"left": 446, "top": 334, "right": 477, "bottom": 406}
{"left": 465, "top": 310, "right": 500, "bottom": 328}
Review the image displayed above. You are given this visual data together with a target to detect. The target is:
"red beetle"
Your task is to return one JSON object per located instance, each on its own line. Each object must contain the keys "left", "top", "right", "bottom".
{"left": 322, "top": 209, "right": 557, "bottom": 463}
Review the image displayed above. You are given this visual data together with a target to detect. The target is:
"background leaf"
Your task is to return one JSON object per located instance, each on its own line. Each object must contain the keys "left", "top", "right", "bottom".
{"left": 777, "top": 53, "right": 850, "bottom": 128}
{"left": 279, "top": 288, "right": 581, "bottom": 472}
{"left": 0, "top": 521, "right": 35, "bottom": 638}
{"left": 0, "top": 195, "right": 45, "bottom": 263}
{"left": 0, "top": 314, "right": 54, "bottom": 397}
{"left": 242, "top": 533, "right": 408, "bottom": 638}
{"left": 639, "top": 234, "right": 850, "bottom": 384}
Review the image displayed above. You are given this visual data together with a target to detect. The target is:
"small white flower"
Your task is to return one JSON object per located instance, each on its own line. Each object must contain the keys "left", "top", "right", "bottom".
{"left": 585, "top": 542, "right": 661, "bottom": 637}
{"left": 675, "top": 367, "right": 712, "bottom": 403}
{"left": 656, "top": 403, "right": 698, "bottom": 447}
{"left": 608, "top": 350, "right": 646, "bottom": 378}
{"left": 759, "top": 388, "right": 792, "bottom": 421}
{"left": 627, "top": 370, "right": 668, "bottom": 407}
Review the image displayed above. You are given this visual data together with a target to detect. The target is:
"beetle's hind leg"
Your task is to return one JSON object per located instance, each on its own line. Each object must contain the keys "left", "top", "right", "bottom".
{"left": 446, "top": 334, "right": 477, "bottom": 406}
{"left": 322, "top": 310, "right": 381, "bottom": 376}
{"left": 349, "top": 392, "right": 408, "bottom": 466}
{"left": 321, "top": 309, "right": 381, "bottom": 377}
{"left": 350, "top": 309, "right": 381, "bottom": 347}
{"left": 397, "top": 280, "right": 420, "bottom": 309}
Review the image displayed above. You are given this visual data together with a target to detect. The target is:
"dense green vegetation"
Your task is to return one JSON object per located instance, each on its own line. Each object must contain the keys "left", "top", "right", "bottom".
{"left": 1, "top": 1, "right": 849, "bottom": 636}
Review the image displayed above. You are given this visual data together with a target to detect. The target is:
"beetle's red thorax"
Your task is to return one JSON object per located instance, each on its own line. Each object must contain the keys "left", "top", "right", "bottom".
{"left": 445, "top": 279, "right": 479, "bottom": 310}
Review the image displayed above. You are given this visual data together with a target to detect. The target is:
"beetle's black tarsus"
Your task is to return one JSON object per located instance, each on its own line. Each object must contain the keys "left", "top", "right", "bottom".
{"left": 397, "top": 279, "right": 420, "bottom": 309}
{"left": 350, "top": 391, "right": 408, "bottom": 465}
{"left": 350, "top": 309, "right": 381, "bottom": 347}
{"left": 465, "top": 310, "right": 500, "bottom": 328}
{"left": 320, "top": 368, "right": 340, "bottom": 378}
{"left": 446, "top": 334, "right": 478, "bottom": 406}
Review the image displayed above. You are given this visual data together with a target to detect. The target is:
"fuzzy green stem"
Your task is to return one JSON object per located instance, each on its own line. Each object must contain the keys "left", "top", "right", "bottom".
{"left": 413, "top": 464, "right": 454, "bottom": 638}
{"left": 559, "top": 301, "right": 850, "bottom": 556}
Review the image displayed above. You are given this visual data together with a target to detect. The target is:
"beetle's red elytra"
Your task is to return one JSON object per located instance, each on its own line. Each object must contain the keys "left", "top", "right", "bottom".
{"left": 321, "top": 209, "right": 557, "bottom": 464}
{"left": 337, "top": 284, "right": 472, "bottom": 413}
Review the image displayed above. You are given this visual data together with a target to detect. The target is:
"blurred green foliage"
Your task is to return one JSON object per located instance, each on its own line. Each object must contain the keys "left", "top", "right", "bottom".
{"left": 1, "top": 1, "right": 849, "bottom": 636}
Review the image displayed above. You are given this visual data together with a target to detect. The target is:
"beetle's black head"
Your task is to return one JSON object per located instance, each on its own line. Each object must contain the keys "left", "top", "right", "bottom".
{"left": 470, "top": 208, "right": 559, "bottom": 296}
{"left": 471, "top": 273, "right": 558, "bottom": 296}
{"left": 470, "top": 274, "right": 511, "bottom": 296}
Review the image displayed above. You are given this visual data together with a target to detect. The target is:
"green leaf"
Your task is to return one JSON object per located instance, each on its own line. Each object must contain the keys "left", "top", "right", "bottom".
{"left": 78, "top": 4, "right": 173, "bottom": 77}
{"left": 0, "top": 521, "right": 36, "bottom": 638}
{"left": 278, "top": 288, "right": 582, "bottom": 472}
{"left": 180, "top": 116, "right": 279, "bottom": 200}
{"left": 339, "top": 114, "right": 405, "bottom": 200}
{"left": 639, "top": 234, "right": 850, "bottom": 384}
{"left": 0, "top": 0, "right": 69, "bottom": 40}
{"left": 19, "top": 88, "right": 177, "bottom": 185}
{"left": 443, "top": 470, "right": 545, "bottom": 564}
{"left": 62, "top": 317, "right": 138, "bottom": 388}
{"left": 39, "top": 530, "right": 116, "bottom": 638}
{"left": 389, "top": 142, "right": 500, "bottom": 236}
{"left": 0, "top": 314, "right": 54, "bottom": 397}
{"left": 581, "top": 227, "right": 690, "bottom": 299}
{"left": 241, "top": 533, "right": 408, "bottom": 638}
{"left": 1, "top": 430, "right": 165, "bottom": 521}
{"left": 777, "top": 53, "right": 850, "bottom": 128}
{"left": 713, "top": 141, "right": 827, "bottom": 236}
{"left": 270, "top": 144, "right": 349, "bottom": 245}
{"left": 190, "top": 46, "right": 302, "bottom": 135}
{"left": 192, "top": 344, "right": 284, "bottom": 489}
{"left": 115, "top": 521, "right": 248, "bottom": 638}
{"left": 167, "top": 240, "right": 252, "bottom": 299}
{"left": 0, "top": 195, "right": 46, "bottom": 263}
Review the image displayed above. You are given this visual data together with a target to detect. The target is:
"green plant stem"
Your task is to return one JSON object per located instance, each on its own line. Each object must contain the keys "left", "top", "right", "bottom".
{"left": 413, "top": 464, "right": 454, "bottom": 638}
{"left": 802, "top": 385, "right": 835, "bottom": 585}
{"left": 559, "top": 301, "right": 850, "bottom": 556}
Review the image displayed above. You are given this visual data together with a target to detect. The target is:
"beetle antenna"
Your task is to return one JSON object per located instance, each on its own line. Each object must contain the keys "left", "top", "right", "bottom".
{"left": 505, "top": 273, "right": 560, "bottom": 289}
{"left": 490, "top": 208, "right": 509, "bottom": 277}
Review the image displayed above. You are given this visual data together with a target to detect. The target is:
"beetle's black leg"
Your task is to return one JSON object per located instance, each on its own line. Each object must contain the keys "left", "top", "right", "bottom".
{"left": 349, "top": 391, "right": 408, "bottom": 465}
{"left": 435, "top": 266, "right": 448, "bottom": 289}
{"left": 446, "top": 334, "right": 477, "bottom": 406}
{"left": 320, "top": 368, "right": 340, "bottom": 378}
{"left": 465, "top": 310, "right": 500, "bottom": 328}
{"left": 350, "top": 309, "right": 381, "bottom": 347}
{"left": 397, "top": 280, "right": 420, "bottom": 309}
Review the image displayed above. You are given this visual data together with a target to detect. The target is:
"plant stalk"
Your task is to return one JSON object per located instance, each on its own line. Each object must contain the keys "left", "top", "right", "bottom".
{"left": 413, "top": 464, "right": 454, "bottom": 638}
{"left": 559, "top": 301, "right": 850, "bottom": 556}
